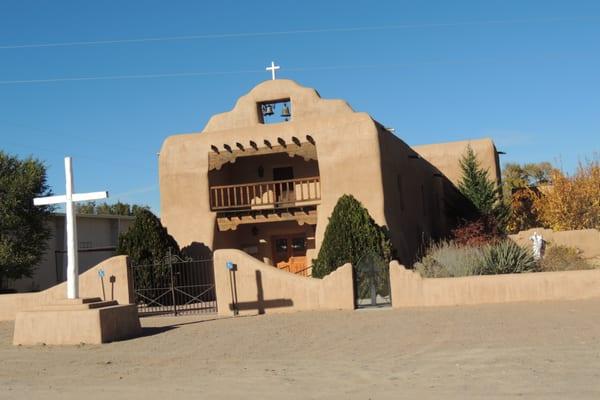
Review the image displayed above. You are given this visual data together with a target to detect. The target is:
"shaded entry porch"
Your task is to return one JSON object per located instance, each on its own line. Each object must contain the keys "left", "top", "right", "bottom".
{"left": 213, "top": 220, "right": 316, "bottom": 276}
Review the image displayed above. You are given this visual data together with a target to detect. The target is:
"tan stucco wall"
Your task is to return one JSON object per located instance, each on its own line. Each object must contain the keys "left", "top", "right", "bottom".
{"left": 13, "top": 303, "right": 141, "bottom": 345}
{"left": 160, "top": 79, "right": 476, "bottom": 265}
{"left": 412, "top": 138, "right": 501, "bottom": 187}
{"left": 213, "top": 249, "right": 354, "bottom": 316}
{"left": 160, "top": 80, "right": 385, "bottom": 257}
{"left": 376, "top": 126, "right": 476, "bottom": 262}
{"left": 389, "top": 260, "right": 600, "bottom": 308}
{"left": 509, "top": 228, "right": 600, "bottom": 259}
{"left": 0, "top": 255, "right": 132, "bottom": 321}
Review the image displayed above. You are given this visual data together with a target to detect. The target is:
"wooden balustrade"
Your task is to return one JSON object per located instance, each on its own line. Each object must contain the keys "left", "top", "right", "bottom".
{"left": 210, "top": 176, "right": 321, "bottom": 211}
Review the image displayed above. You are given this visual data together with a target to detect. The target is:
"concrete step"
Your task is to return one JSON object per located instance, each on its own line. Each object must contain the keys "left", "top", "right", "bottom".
{"left": 52, "top": 297, "right": 103, "bottom": 305}
{"left": 35, "top": 300, "right": 118, "bottom": 311}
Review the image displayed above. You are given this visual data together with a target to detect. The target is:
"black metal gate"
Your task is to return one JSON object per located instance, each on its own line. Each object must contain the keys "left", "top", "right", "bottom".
{"left": 354, "top": 253, "right": 391, "bottom": 308}
{"left": 130, "top": 252, "right": 217, "bottom": 316}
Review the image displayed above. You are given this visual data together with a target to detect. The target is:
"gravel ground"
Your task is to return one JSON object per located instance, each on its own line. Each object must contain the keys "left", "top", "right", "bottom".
{"left": 1, "top": 298, "right": 600, "bottom": 399}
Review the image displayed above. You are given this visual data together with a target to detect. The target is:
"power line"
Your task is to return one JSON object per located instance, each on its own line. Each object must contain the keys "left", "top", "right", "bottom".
{"left": 0, "top": 52, "right": 590, "bottom": 85}
{"left": 0, "top": 118, "right": 147, "bottom": 153}
{"left": 0, "top": 16, "right": 597, "bottom": 50}
{"left": 0, "top": 69, "right": 263, "bottom": 84}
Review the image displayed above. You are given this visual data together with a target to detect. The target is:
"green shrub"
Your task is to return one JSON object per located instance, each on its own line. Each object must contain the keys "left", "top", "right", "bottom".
{"left": 539, "top": 245, "right": 593, "bottom": 272}
{"left": 118, "top": 210, "right": 181, "bottom": 299}
{"left": 414, "top": 241, "right": 484, "bottom": 278}
{"left": 479, "top": 240, "right": 536, "bottom": 275}
{"left": 415, "top": 240, "right": 536, "bottom": 277}
{"left": 312, "top": 195, "right": 393, "bottom": 278}
{"left": 117, "top": 209, "right": 180, "bottom": 265}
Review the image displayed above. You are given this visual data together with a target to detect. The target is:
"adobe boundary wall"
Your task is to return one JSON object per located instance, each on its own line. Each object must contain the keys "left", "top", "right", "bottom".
{"left": 509, "top": 228, "right": 600, "bottom": 259}
{"left": 0, "top": 256, "right": 132, "bottom": 321}
{"left": 389, "top": 260, "right": 600, "bottom": 308}
{"left": 214, "top": 249, "right": 354, "bottom": 316}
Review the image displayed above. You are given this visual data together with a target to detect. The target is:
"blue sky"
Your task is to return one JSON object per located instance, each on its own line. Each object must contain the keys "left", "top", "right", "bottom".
{"left": 1, "top": 1, "right": 599, "bottom": 213}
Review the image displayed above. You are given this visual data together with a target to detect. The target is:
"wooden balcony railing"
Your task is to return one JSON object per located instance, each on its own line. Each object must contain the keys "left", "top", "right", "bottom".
{"left": 210, "top": 176, "right": 321, "bottom": 211}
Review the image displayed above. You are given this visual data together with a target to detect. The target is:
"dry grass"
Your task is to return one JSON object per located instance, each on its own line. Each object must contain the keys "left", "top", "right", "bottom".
{"left": 539, "top": 244, "right": 594, "bottom": 272}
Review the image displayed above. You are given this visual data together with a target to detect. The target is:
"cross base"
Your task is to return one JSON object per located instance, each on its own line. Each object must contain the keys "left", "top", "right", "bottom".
{"left": 13, "top": 298, "right": 141, "bottom": 345}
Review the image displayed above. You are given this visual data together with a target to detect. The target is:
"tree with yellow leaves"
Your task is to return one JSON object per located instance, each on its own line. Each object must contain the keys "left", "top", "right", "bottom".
{"left": 534, "top": 157, "right": 600, "bottom": 230}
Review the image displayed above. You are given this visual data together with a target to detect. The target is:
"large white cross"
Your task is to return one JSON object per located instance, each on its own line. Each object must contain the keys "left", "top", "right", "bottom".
{"left": 34, "top": 157, "right": 108, "bottom": 299}
{"left": 266, "top": 61, "right": 280, "bottom": 80}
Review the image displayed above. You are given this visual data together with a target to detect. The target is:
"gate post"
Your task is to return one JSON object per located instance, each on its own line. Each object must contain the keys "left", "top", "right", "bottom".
{"left": 168, "top": 248, "right": 178, "bottom": 315}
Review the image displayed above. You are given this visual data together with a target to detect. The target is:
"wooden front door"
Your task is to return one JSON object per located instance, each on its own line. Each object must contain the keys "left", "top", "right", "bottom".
{"left": 272, "top": 235, "right": 307, "bottom": 274}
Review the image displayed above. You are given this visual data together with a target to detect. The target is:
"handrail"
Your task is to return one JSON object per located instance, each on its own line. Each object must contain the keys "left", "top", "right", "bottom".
{"left": 210, "top": 176, "right": 320, "bottom": 190}
{"left": 210, "top": 176, "right": 321, "bottom": 211}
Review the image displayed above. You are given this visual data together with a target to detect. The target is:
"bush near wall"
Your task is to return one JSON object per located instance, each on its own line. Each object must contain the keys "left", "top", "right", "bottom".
{"left": 539, "top": 245, "right": 593, "bottom": 272}
{"left": 312, "top": 195, "right": 393, "bottom": 279}
{"left": 117, "top": 209, "right": 181, "bottom": 299}
{"left": 414, "top": 241, "right": 483, "bottom": 278}
{"left": 451, "top": 214, "right": 505, "bottom": 246}
{"left": 117, "top": 209, "right": 179, "bottom": 266}
{"left": 415, "top": 240, "right": 537, "bottom": 278}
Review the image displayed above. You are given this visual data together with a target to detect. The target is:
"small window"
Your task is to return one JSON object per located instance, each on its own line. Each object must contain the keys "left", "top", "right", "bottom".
{"left": 275, "top": 238, "right": 288, "bottom": 254}
{"left": 291, "top": 237, "right": 306, "bottom": 255}
{"left": 258, "top": 98, "right": 292, "bottom": 124}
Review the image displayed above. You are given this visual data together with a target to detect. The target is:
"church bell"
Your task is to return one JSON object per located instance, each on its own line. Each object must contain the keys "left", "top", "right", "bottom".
{"left": 262, "top": 104, "right": 274, "bottom": 116}
{"left": 280, "top": 103, "right": 291, "bottom": 118}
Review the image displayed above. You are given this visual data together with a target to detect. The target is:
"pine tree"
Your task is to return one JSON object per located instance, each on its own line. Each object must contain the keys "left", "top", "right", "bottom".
{"left": 457, "top": 145, "right": 508, "bottom": 228}
{"left": 312, "top": 195, "right": 393, "bottom": 278}
{"left": 117, "top": 209, "right": 179, "bottom": 265}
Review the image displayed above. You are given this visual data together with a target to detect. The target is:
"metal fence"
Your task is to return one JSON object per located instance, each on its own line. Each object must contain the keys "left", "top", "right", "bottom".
{"left": 130, "top": 253, "right": 217, "bottom": 316}
{"left": 354, "top": 253, "right": 391, "bottom": 308}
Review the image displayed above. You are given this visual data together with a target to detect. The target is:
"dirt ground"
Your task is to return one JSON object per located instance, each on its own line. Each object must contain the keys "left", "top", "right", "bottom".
{"left": 1, "top": 299, "right": 600, "bottom": 400}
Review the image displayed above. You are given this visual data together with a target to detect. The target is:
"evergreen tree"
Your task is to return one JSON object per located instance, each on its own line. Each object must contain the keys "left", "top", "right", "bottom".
{"left": 312, "top": 195, "right": 393, "bottom": 278}
{"left": 0, "top": 151, "right": 52, "bottom": 285}
{"left": 77, "top": 201, "right": 150, "bottom": 216}
{"left": 458, "top": 145, "right": 508, "bottom": 228}
{"left": 117, "top": 209, "right": 179, "bottom": 265}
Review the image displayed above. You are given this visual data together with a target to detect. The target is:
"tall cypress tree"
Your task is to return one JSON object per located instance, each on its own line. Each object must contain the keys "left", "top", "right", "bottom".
{"left": 312, "top": 195, "right": 393, "bottom": 278}
{"left": 458, "top": 145, "right": 508, "bottom": 227}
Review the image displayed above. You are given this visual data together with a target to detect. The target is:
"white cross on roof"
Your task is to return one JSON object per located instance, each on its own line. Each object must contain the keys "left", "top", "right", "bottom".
{"left": 266, "top": 61, "right": 280, "bottom": 80}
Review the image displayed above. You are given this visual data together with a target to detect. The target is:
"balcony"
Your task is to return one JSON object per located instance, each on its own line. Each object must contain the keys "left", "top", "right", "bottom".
{"left": 210, "top": 176, "right": 321, "bottom": 212}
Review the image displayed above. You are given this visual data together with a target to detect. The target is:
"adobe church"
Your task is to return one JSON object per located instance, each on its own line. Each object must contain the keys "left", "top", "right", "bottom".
{"left": 159, "top": 78, "right": 500, "bottom": 272}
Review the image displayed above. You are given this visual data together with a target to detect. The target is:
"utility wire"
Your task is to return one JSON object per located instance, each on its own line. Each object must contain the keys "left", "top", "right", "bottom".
{"left": 0, "top": 16, "right": 597, "bottom": 50}
{"left": 0, "top": 69, "right": 263, "bottom": 84}
{"left": 0, "top": 51, "right": 590, "bottom": 85}
{"left": 0, "top": 118, "right": 148, "bottom": 153}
